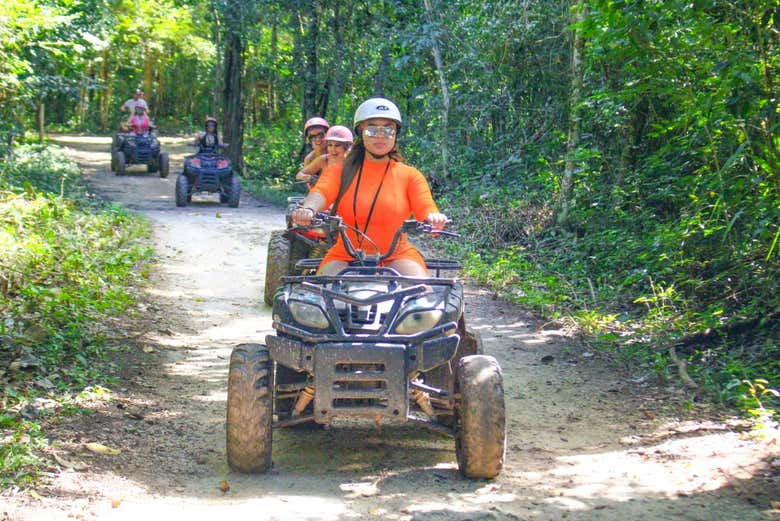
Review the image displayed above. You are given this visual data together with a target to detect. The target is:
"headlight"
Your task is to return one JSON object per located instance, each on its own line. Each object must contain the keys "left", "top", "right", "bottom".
{"left": 395, "top": 294, "right": 444, "bottom": 335}
{"left": 289, "top": 301, "right": 330, "bottom": 330}
{"left": 395, "top": 309, "right": 443, "bottom": 335}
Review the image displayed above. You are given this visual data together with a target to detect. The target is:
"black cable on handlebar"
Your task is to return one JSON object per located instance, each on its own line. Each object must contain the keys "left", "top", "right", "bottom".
{"left": 307, "top": 214, "right": 381, "bottom": 263}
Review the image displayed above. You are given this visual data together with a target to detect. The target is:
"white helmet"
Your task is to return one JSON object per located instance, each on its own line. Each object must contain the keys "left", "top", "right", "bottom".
{"left": 135, "top": 99, "right": 148, "bottom": 110}
{"left": 353, "top": 98, "right": 402, "bottom": 132}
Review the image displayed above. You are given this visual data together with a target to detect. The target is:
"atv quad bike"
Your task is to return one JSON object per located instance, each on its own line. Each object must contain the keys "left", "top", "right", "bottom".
{"left": 176, "top": 146, "right": 240, "bottom": 208}
{"left": 111, "top": 129, "right": 169, "bottom": 178}
{"left": 228, "top": 215, "right": 506, "bottom": 479}
{"left": 263, "top": 195, "right": 335, "bottom": 306}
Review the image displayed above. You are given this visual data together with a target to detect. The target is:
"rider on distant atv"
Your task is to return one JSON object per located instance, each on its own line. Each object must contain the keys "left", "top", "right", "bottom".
{"left": 194, "top": 117, "right": 225, "bottom": 152}
{"left": 126, "top": 100, "right": 153, "bottom": 135}
{"left": 120, "top": 89, "right": 151, "bottom": 116}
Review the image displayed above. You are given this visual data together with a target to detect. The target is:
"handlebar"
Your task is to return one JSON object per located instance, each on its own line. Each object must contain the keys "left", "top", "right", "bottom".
{"left": 296, "top": 213, "right": 458, "bottom": 266}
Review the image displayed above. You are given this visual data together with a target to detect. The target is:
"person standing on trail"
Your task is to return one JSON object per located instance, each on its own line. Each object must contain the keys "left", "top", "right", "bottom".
{"left": 295, "top": 125, "right": 353, "bottom": 188}
{"left": 302, "top": 117, "right": 330, "bottom": 167}
{"left": 290, "top": 98, "right": 448, "bottom": 277}
{"left": 193, "top": 117, "right": 225, "bottom": 153}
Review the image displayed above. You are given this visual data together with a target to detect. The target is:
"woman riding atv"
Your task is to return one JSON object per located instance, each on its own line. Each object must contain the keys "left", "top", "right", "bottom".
{"left": 194, "top": 116, "right": 225, "bottom": 153}
{"left": 295, "top": 125, "right": 353, "bottom": 188}
{"left": 291, "top": 98, "right": 448, "bottom": 277}
{"left": 126, "top": 100, "right": 153, "bottom": 135}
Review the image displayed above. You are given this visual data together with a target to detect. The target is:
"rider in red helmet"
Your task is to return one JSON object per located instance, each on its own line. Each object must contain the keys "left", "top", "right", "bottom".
{"left": 302, "top": 117, "right": 330, "bottom": 167}
{"left": 296, "top": 125, "right": 353, "bottom": 188}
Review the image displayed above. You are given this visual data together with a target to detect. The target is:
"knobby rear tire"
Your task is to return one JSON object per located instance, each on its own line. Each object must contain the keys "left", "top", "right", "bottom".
{"left": 264, "top": 230, "right": 289, "bottom": 307}
{"left": 226, "top": 343, "right": 273, "bottom": 473}
{"left": 115, "top": 151, "right": 126, "bottom": 175}
{"left": 227, "top": 174, "right": 241, "bottom": 208}
{"left": 175, "top": 174, "right": 189, "bottom": 207}
{"left": 455, "top": 354, "right": 506, "bottom": 479}
{"left": 159, "top": 153, "right": 170, "bottom": 178}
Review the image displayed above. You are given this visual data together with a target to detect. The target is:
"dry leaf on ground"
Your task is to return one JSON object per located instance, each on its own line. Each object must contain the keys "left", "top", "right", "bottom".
{"left": 84, "top": 442, "right": 121, "bottom": 455}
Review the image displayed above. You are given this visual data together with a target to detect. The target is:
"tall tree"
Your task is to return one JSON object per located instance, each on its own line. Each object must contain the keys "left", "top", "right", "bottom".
{"left": 215, "top": 0, "right": 258, "bottom": 171}
{"left": 422, "top": 0, "right": 450, "bottom": 181}
{"left": 558, "top": 0, "right": 585, "bottom": 225}
{"left": 300, "top": 0, "right": 323, "bottom": 118}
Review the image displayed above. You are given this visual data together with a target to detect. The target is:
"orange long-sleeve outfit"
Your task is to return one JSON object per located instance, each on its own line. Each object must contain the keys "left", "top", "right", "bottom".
{"left": 310, "top": 159, "right": 439, "bottom": 268}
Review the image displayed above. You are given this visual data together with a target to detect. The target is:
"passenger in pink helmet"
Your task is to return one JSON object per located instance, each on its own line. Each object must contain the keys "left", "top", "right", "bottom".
{"left": 302, "top": 116, "right": 330, "bottom": 167}
{"left": 296, "top": 125, "right": 353, "bottom": 188}
{"left": 126, "top": 100, "right": 153, "bottom": 135}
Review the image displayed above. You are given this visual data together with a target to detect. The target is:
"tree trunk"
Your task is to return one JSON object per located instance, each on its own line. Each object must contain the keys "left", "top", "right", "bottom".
{"left": 143, "top": 49, "right": 154, "bottom": 106}
{"left": 99, "top": 49, "right": 111, "bottom": 131}
{"left": 302, "top": 0, "right": 321, "bottom": 118}
{"left": 76, "top": 61, "right": 91, "bottom": 128}
{"left": 558, "top": 0, "right": 585, "bottom": 226}
{"left": 375, "top": 46, "right": 389, "bottom": 96}
{"left": 270, "top": 19, "right": 279, "bottom": 118}
{"left": 329, "top": 3, "right": 344, "bottom": 117}
{"left": 37, "top": 100, "right": 45, "bottom": 143}
{"left": 222, "top": 32, "right": 245, "bottom": 172}
{"left": 212, "top": 6, "right": 224, "bottom": 117}
{"left": 422, "top": 0, "right": 450, "bottom": 183}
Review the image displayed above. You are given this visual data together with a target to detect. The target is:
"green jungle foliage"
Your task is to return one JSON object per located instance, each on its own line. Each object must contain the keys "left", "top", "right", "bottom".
{"left": 0, "top": 145, "right": 151, "bottom": 485}
{"left": 1, "top": 0, "right": 777, "bottom": 416}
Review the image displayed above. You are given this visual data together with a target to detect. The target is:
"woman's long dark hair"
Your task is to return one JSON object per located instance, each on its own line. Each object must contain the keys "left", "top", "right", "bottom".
{"left": 330, "top": 138, "right": 404, "bottom": 215}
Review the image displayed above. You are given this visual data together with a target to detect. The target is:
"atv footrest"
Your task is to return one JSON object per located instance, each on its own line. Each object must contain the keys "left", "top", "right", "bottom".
{"left": 295, "top": 258, "right": 323, "bottom": 271}
{"left": 314, "top": 343, "right": 408, "bottom": 423}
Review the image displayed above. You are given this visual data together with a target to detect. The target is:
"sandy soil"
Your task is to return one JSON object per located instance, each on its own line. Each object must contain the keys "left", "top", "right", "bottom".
{"left": 2, "top": 135, "right": 778, "bottom": 521}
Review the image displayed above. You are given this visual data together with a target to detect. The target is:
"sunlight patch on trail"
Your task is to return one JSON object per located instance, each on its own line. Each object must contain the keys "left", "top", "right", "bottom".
{"left": 515, "top": 430, "right": 776, "bottom": 509}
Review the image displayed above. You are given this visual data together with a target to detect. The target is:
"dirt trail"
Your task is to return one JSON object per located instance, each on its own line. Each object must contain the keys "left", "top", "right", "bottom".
{"left": 3, "top": 135, "right": 778, "bottom": 521}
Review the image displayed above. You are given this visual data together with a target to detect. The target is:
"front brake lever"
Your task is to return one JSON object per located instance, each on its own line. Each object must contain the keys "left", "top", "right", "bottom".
{"left": 429, "top": 229, "right": 460, "bottom": 237}
{"left": 414, "top": 221, "right": 459, "bottom": 237}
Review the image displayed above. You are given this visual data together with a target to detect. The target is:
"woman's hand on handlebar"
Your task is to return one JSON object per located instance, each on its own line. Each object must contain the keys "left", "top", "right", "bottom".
{"left": 425, "top": 212, "right": 449, "bottom": 231}
{"left": 291, "top": 206, "right": 316, "bottom": 226}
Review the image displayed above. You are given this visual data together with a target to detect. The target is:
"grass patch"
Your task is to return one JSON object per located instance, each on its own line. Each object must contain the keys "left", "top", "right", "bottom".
{"left": 441, "top": 189, "right": 779, "bottom": 420}
{"left": 0, "top": 144, "right": 152, "bottom": 487}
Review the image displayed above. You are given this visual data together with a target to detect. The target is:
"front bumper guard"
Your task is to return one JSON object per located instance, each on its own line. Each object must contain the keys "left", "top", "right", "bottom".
{"left": 266, "top": 336, "right": 458, "bottom": 423}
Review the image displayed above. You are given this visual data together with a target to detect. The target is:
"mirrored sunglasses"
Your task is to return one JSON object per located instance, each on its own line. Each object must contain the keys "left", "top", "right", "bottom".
{"left": 308, "top": 132, "right": 325, "bottom": 140}
{"left": 363, "top": 125, "right": 397, "bottom": 138}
